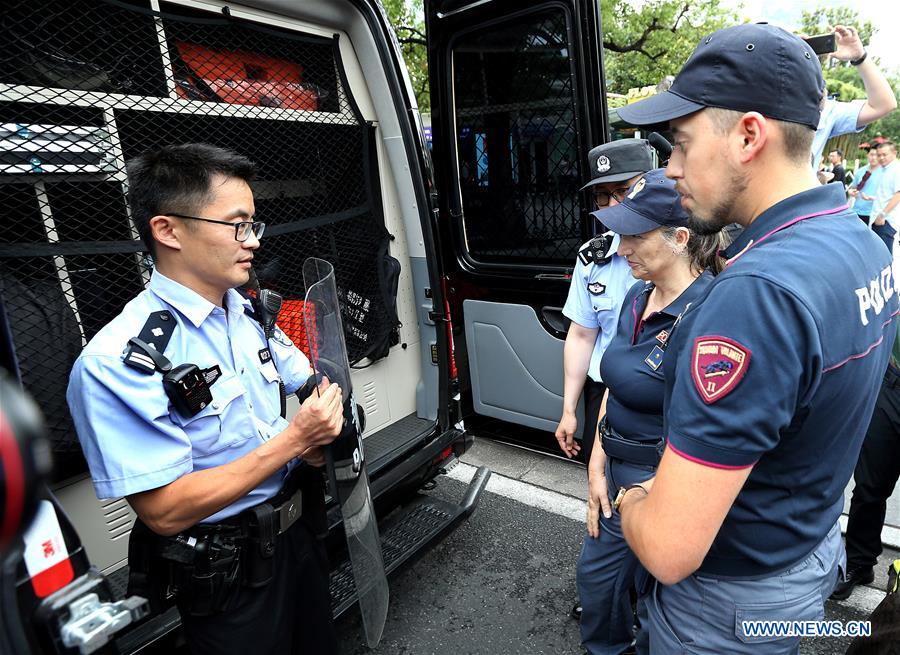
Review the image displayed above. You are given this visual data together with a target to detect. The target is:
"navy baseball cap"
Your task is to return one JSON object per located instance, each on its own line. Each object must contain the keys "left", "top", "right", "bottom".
{"left": 591, "top": 169, "right": 689, "bottom": 235}
{"left": 580, "top": 139, "right": 656, "bottom": 190}
{"left": 618, "top": 23, "right": 824, "bottom": 130}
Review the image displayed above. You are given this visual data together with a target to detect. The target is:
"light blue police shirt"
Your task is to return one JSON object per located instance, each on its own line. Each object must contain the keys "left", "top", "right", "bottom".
{"left": 812, "top": 98, "right": 866, "bottom": 166}
{"left": 851, "top": 164, "right": 884, "bottom": 217}
{"left": 562, "top": 234, "right": 637, "bottom": 382}
{"left": 67, "top": 270, "right": 312, "bottom": 523}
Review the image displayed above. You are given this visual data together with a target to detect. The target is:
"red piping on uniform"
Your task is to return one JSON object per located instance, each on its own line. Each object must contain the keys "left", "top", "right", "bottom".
{"left": 725, "top": 205, "right": 848, "bottom": 267}
{"left": 822, "top": 309, "right": 900, "bottom": 373}
{"left": 631, "top": 293, "right": 640, "bottom": 344}
{"left": 0, "top": 413, "right": 25, "bottom": 545}
{"left": 668, "top": 440, "right": 756, "bottom": 470}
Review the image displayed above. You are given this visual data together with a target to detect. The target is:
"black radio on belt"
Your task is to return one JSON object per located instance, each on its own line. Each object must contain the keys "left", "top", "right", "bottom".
{"left": 126, "top": 337, "right": 212, "bottom": 418}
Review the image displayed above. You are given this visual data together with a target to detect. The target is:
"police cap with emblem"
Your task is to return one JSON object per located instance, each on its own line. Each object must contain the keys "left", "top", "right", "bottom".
{"left": 617, "top": 23, "right": 824, "bottom": 130}
{"left": 580, "top": 139, "right": 656, "bottom": 191}
{"left": 592, "top": 168, "right": 689, "bottom": 235}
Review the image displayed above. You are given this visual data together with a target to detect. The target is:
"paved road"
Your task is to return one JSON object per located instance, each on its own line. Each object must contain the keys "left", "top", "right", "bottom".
{"left": 336, "top": 439, "right": 898, "bottom": 655}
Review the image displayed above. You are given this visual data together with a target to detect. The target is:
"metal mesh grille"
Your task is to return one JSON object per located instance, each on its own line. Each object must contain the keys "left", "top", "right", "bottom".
{"left": 452, "top": 8, "right": 583, "bottom": 266}
{"left": 0, "top": 0, "right": 398, "bottom": 480}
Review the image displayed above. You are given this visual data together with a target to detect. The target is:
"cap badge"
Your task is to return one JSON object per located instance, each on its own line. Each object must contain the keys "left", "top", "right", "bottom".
{"left": 690, "top": 336, "right": 751, "bottom": 404}
{"left": 627, "top": 177, "right": 647, "bottom": 200}
{"left": 596, "top": 156, "right": 611, "bottom": 173}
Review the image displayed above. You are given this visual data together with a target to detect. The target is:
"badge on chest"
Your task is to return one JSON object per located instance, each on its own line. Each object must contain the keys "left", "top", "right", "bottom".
{"left": 644, "top": 345, "right": 665, "bottom": 371}
{"left": 587, "top": 282, "right": 607, "bottom": 296}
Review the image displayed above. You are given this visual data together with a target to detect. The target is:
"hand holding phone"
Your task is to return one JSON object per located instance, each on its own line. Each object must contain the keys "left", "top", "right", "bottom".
{"left": 804, "top": 33, "right": 836, "bottom": 56}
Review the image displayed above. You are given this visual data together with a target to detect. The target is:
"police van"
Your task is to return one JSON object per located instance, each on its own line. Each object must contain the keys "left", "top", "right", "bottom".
{"left": 0, "top": 0, "right": 616, "bottom": 651}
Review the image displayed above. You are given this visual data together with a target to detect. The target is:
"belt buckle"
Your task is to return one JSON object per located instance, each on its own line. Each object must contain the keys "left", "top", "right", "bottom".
{"left": 276, "top": 489, "right": 303, "bottom": 535}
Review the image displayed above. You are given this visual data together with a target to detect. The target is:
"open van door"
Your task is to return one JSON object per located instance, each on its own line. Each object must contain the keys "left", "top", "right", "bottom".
{"left": 426, "top": 0, "right": 609, "bottom": 455}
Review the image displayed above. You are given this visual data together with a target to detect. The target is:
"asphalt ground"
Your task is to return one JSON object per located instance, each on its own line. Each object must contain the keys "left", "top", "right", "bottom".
{"left": 336, "top": 439, "right": 899, "bottom": 655}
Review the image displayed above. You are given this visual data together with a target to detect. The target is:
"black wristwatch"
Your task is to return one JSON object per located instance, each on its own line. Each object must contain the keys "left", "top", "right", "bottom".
{"left": 851, "top": 50, "right": 867, "bottom": 66}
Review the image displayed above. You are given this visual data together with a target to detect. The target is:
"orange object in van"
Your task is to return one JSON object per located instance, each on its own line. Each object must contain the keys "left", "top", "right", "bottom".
{"left": 174, "top": 41, "right": 318, "bottom": 110}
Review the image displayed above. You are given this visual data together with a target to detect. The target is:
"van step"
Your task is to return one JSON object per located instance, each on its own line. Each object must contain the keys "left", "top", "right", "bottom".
{"left": 112, "top": 466, "right": 490, "bottom": 652}
{"left": 330, "top": 465, "right": 491, "bottom": 617}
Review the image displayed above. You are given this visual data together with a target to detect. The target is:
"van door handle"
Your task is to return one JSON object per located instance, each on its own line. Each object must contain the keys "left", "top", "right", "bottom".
{"left": 534, "top": 273, "right": 571, "bottom": 281}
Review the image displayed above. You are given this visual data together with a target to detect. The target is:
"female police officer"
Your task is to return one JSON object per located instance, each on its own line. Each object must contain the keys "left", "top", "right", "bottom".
{"left": 576, "top": 169, "right": 726, "bottom": 655}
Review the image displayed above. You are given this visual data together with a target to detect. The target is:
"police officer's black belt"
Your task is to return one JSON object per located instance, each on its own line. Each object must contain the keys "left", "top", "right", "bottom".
{"left": 200, "top": 487, "right": 303, "bottom": 537}
{"left": 601, "top": 421, "right": 662, "bottom": 467}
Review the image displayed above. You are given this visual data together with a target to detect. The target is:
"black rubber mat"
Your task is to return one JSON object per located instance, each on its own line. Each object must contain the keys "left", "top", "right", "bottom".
{"left": 329, "top": 497, "right": 460, "bottom": 616}
{"left": 364, "top": 413, "right": 436, "bottom": 475}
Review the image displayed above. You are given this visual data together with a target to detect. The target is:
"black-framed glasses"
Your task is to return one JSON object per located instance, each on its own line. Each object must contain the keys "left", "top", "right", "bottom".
{"left": 167, "top": 213, "right": 266, "bottom": 242}
{"left": 593, "top": 187, "right": 631, "bottom": 209}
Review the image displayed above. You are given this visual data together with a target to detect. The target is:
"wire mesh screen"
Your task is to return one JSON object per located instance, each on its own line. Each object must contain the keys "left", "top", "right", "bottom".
{"left": 453, "top": 8, "right": 584, "bottom": 266}
{"left": 0, "top": 0, "right": 399, "bottom": 481}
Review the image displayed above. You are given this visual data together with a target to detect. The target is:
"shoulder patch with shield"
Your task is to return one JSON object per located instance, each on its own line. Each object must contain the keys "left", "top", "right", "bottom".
{"left": 690, "top": 336, "right": 751, "bottom": 404}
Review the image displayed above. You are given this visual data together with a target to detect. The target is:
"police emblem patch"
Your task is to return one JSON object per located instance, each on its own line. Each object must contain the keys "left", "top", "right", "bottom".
{"left": 596, "top": 156, "right": 611, "bottom": 173}
{"left": 587, "top": 282, "right": 607, "bottom": 295}
{"left": 690, "top": 336, "right": 750, "bottom": 404}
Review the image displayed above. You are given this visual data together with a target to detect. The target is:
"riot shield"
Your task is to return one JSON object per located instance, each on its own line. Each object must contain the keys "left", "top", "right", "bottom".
{"left": 302, "top": 257, "right": 388, "bottom": 648}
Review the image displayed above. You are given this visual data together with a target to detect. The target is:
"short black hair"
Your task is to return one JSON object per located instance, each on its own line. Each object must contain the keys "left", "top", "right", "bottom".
{"left": 126, "top": 143, "right": 256, "bottom": 256}
{"left": 829, "top": 148, "right": 843, "bottom": 158}
{"left": 877, "top": 140, "right": 896, "bottom": 151}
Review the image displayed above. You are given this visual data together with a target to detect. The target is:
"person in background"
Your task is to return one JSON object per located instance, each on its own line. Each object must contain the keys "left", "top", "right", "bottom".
{"left": 871, "top": 140, "right": 900, "bottom": 255}
{"left": 831, "top": 318, "right": 900, "bottom": 602}
{"left": 828, "top": 148, "right": 847, "bottom": 187}
{"left": 811, "top": 25, "right": 897, "bottom": 166}
{"left": 849, "top": 148, "right": 883, "bottom": 224}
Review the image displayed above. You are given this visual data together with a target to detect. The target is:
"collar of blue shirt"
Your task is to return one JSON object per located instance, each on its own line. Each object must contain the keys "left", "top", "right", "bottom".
{"left": 638, "top": 269, "right": 714, "bottom": 319}
{"left": 148, "top": 270, "right": 254, "bottom": 327}
{"left": 722, "top": 183, "right": 848, "bottom": 261}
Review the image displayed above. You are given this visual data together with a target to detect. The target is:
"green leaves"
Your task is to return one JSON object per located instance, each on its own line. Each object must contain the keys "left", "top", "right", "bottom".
{"left": 601, "top": 0, "right": 738, "bottom": 94}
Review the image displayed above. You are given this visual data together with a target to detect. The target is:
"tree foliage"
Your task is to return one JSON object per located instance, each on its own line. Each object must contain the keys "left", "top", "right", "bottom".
{"left": 600, "top": 0, "right": 738, "bottom": 93}
{"left": 381, "top": 0, "right": 430, "bottom": 112}
{"left": 379, "top": 0, "right": 897, "bottom": 144}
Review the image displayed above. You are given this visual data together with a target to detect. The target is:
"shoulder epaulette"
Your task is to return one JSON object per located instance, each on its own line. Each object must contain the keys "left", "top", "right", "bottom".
{"left": 578, "top": 234, "right": 614, "bottom": 266}
{"left": 123, "top": 310, "right": 177, "bottom": 374}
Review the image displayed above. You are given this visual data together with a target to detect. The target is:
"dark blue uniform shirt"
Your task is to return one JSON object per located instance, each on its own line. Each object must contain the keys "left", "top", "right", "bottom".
{"left": 663, "top": 183, "right": 899, "bottom": 578}
{"left": 601, "top": 272, "right": 714, "bottom": 444}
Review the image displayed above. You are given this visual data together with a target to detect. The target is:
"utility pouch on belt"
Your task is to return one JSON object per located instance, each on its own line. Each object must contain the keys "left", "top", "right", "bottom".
{"left": 242, "top": 503, "right": 276, "bottom": 588}
{"left": 127, "top": 519, "right": 174, "bottom": 615}
{"left": 175, "top": 532, "right": 242, "bottom": 617}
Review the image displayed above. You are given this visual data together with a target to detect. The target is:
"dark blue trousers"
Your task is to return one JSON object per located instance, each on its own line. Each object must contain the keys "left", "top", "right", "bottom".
{"left": 577, "top": 457, "right": 654, "bottom": 655}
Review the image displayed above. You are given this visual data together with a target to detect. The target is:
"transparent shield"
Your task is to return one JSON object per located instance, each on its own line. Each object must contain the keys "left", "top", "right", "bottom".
{"left": 302, "top": 257, "right": 388, "bottom": 648}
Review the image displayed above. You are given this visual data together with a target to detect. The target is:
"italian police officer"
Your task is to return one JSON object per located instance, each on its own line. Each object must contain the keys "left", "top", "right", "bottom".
{"left": 67, "top": 144, "right": 344, "bottom": 654}
{"left": 613, "top": 24, "right": 899, "bottom": 652}
{"left": 555, "top": 140, "right": 655, "bottom": 464}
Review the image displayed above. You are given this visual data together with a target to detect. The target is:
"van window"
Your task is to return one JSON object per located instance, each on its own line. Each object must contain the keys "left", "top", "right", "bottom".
{"left": 451, "top": 7, "right": 584, "bottom": 266}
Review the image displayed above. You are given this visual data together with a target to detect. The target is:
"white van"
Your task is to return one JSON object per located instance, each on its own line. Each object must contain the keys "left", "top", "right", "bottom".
{"left": 0, "top": 0, "right": 620, "bottom": 651}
